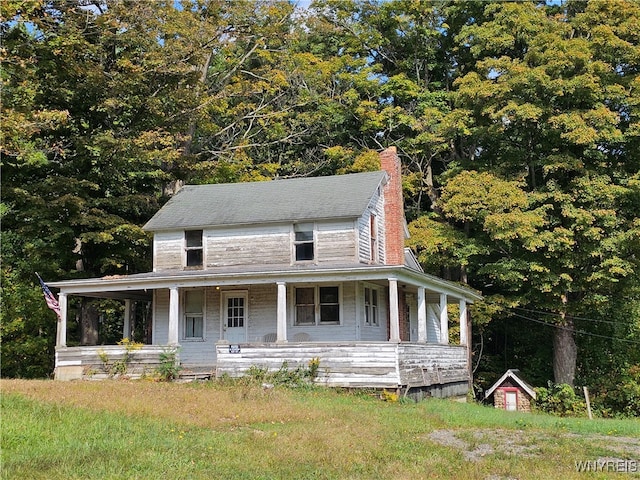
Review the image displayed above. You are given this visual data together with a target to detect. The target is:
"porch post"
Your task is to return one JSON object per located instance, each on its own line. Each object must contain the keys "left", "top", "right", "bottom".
{"left": 389, "top": 278, "right": 400, "bottom": 342}
{"left": 439, "top": 293, "right": 449, "bottom": 344}
{"left": 123, "top": 299, "right": 131, "bottom": 340}
{"left": 459, "top": 299, "right": 468, "bottom": 346}
{"left": 276, "top": 282, "right": 288, "bottom": 343}
{"left": 168, "top": 287, "right": 180, "bottom": 345}
{"left": 57, "top": 293, "right": 67, "bottom": 348}
{"left": 417, "top": 287, "right": 427, "bottom": 343}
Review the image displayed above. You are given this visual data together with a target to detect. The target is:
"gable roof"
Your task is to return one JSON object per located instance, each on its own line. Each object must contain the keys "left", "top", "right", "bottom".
{"left": 484, "top": 369, "right": 537, "bottom": 400}
{"left": 143, "top": 171, "right": 387, "bottom": 231}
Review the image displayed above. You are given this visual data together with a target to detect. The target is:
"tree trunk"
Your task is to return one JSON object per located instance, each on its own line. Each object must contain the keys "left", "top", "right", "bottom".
{"left": 423, "top": 159, "right": 442, "bottom": 214}
{"left": 461, "top": 221, "right": 470, "bottom": 284}
{"left": 80, "top": 299, "right": 99, "bottom": 346}
{"left": 552, "top": 317, "right": 577, "bottom": 386}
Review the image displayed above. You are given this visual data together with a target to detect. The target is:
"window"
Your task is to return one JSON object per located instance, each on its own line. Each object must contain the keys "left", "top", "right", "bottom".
{"left": 319, "top": 286, "right": 339, "bottom": 323}
{"left": 294, "top": 223, "right": 314, "bottom": 262}
{"left": 364, "top": 287, "right": 379, "bottom": 326}
{"left": 369, "top": 214, "right": 378, "bottom": 262}
{"left": 294, "top": 286, "right": 340, "bottom": 325}
{"left": 184, "top": 289, "right": 204, "bottom": 339}
{"left": 185, "top": 230, "right": 203, "bottom": 267}
{"left": 226, "top": 296, "right": 245, "bottom": 328}
{"left": 295, "top": 287, "right": 315, "bottom": 325}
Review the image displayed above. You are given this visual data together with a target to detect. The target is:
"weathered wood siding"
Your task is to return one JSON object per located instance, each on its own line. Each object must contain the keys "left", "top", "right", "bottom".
{"left": 54, "top": 346, "right": 170, "bottom": 380}
{"left": 216, "top": 342, "right": 469, "bottom": 389}
{"left": 427, "top": 304, "right": 441, "bottom": 343}
{"left": 154, "top": 287, "right": 225, "bottom": 364}
{"left": 357, "top": 187, "right": 386, "bottom": 264}
{"left": 152, "top": 219, "right": 366, "bottom": 271}
{"left": 206, "top": 225, "right": 290, "bottom": 268}
{"left": 407, "top": 293, "right": 418, "bottom": 342}
{"left": 244, "top": 284, "right": 278, "bottom": 342}
{"left": 356, "top": 281, "right": 388, "bottom": 342}
{"left": 153, "top": 231, "right": 183, "bottom": 271}
{"left": 153, "top": 289, "right": 170, "bottom": 344}
{"left": 216, "top": 342, "right": 400, "bottom": 388}
{"left": 316, "top": 222, "right": 358, "bottom": 264}
{"left": 397, "top": 344, "right": 469, "bottom": 386}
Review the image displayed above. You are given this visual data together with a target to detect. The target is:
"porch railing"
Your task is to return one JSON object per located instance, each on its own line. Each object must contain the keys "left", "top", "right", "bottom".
{"left": 55, "top": 345, "right": 173, "bottom": 380}
{"left": 215, "top": 341, "right": 469, "bottom": 390}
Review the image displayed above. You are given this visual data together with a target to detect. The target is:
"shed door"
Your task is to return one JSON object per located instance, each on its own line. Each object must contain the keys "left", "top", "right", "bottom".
{"left": 505, "top": 391, "right": 518, "bottom": 411}
{"left": 222, "top": 292, "right": 247, "bottom": 344}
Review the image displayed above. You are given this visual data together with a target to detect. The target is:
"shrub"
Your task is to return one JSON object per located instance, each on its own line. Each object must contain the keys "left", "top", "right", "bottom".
{"left": 155, "top": 348, "right": 181, "bottom": 381}
{"left": 533, "top": 382, "right": 586, "bottom": 417}
{"left": 243, "top": 358, "right": 320, "bottom": 388}
{"left": 97, "top": 339, "right": 143, "bottom": 377}
{"left": 380, "top": 389, "right": 399, "bottom": 402}
{"left": 590, "top": 364, "right": 640, "bottom": 418}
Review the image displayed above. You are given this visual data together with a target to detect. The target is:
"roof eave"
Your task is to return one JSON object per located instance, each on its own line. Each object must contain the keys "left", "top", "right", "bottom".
{"left": 143, "top": 214, "right": 366, "bottom": 232}
{"left": 48, "top": 265, "right": 482, "bottom": 302}
{"left": 484, "top": 369, "right": 537, "bottom": 399}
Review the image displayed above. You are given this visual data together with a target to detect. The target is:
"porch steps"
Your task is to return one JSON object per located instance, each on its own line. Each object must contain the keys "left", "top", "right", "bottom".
{"left": 177, "top": 368, "right": 215, "bottom": 383}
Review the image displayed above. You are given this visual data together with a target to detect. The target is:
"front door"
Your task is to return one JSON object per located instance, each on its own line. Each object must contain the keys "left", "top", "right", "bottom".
{"left": 505, "top": 390, "right": 518, "bottom": 411}
{"left": 222, "top": 291, "right": 247, "bottom": 343}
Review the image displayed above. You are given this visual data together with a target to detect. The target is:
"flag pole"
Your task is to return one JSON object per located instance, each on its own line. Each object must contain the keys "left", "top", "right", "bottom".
{"left": 36, "top": 272, "right": 62, "bottom": 320}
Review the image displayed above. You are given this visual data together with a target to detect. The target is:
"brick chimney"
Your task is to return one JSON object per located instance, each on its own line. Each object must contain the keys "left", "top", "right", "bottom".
{"left": 380, "top": 146, "right": 406, "bottom": 266}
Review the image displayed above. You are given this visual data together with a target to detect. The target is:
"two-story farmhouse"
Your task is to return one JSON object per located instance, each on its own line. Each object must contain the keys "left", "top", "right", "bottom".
{"left": 50, "top": 147, "right": 481, "bottom": 397}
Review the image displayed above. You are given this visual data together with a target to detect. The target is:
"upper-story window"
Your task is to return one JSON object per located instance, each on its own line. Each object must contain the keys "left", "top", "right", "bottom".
{"left": 369, "top": 213, "right": 378, "bottom": 263}
{"left": 294, "top": 223, "right": 314, "bottom": 262}
{"left": 185, "top": 230, "right": 203, "bottom": 268}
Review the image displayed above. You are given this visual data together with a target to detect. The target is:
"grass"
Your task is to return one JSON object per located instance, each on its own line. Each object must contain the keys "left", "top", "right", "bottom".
{"left": 1, "top": 379, "right": 639, "bottom": 479}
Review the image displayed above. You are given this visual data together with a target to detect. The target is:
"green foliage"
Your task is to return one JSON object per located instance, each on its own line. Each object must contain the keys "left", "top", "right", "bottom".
{"left": 155, "top": 348, "right": 182, "bottom": 382}
{"left": 0, "top": 267, "right": 56, "bottom": 378}
{"left": 244, "top": 358, "right": 320, "bottom": 388}
{"left": 533, "top": 383, "right": 586, "bottom": 417}
{"left": 590, "top": 364, "right": 640, "bottom": 418}
{"left": 424, "top": 0, "right": 640, "bottom": 394}
{"left": 97, "top": 339, "right": 144, "bottom": 378}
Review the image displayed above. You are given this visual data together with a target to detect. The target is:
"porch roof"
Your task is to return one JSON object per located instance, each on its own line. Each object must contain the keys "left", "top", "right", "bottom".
{"left": 48, "top": 264, "right": 482, "bottom": 303}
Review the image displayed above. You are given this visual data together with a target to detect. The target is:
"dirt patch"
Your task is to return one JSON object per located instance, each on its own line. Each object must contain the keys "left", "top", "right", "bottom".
{"left": 428, "top": 429, "right": 540, "bottom": 462}
{"left": 427, "top": 428, "right": 640, "bottom": 463}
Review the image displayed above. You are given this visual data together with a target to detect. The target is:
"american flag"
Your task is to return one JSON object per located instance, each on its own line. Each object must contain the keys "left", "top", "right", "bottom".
{"left": 36, "top": 273, "right": 61, "bottom": 320}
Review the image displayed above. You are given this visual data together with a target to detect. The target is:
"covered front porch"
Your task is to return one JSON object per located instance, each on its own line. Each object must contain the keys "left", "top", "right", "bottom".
{"left": 49, "top": 265, "right": 481, "bottom": 393}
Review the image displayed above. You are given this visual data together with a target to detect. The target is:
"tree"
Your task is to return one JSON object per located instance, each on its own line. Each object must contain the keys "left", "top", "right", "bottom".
{"left": 420, "top": 0, "right": 640, "bottom": 386}
{"left": 1, "top": 0, "right": 209, "bottom": 353}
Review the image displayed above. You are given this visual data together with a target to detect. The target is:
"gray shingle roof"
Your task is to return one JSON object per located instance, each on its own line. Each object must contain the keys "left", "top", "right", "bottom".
{"left": 143, "top": 171, "right": 387, "bottom": 231}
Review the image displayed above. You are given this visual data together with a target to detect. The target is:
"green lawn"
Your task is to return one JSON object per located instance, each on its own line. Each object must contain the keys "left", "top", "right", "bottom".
{"left": 1, "top": 379, "right": 638, "bottom": 479}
